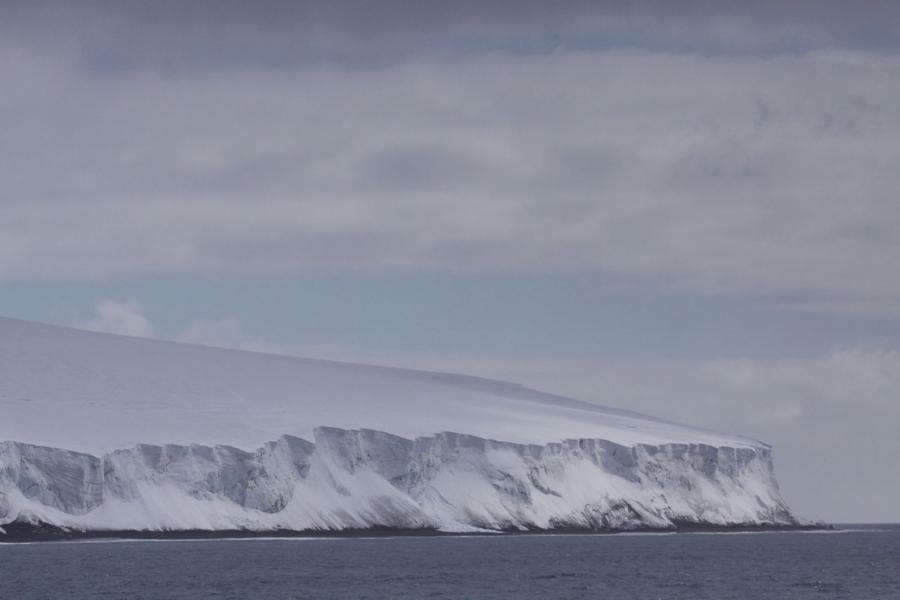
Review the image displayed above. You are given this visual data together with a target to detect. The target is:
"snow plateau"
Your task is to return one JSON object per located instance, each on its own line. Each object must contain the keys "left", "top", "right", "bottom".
{"left": 0, "top": 317, "right": 796, "bottom": 533}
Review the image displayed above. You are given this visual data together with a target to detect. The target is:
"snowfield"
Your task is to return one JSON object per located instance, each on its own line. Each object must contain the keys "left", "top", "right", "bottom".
{"left": 0, "top": 317, "right": 796, "bottom": 533}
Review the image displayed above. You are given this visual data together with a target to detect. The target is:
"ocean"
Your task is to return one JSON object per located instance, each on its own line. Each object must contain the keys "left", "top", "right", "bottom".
{"left": 2, "top": 526, "right": 898, "bottom": 599}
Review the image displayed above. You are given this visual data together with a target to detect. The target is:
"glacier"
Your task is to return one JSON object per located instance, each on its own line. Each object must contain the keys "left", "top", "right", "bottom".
{"left": 0, "top": 317, "right": 797, "bottom": 535}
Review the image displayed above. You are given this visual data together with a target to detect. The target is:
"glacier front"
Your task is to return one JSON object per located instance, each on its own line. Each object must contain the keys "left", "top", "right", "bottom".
{"left": 0, "top": 317, "right": 797, "bottom": 535}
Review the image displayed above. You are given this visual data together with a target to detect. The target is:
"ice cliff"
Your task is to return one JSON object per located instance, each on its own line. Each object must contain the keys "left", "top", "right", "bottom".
{"left": 0, "top": 317, "right": 796, "bottom": 533}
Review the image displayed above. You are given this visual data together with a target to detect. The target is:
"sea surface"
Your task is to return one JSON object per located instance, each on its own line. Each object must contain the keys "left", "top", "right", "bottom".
{"left": 2, "top": 526, "right": 898, "bottom": 599}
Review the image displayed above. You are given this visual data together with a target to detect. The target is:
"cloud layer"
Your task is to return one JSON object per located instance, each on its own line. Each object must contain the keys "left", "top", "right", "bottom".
{"left": 7, "top": 1, "right": 900, "bottom": 61}
{"left": 2, "top": 44, "right": 899, "bottom": 309}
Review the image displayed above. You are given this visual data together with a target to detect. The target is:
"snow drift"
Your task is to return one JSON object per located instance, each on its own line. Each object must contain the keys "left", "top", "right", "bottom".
{"left": 0, "top": 317, "right": 796, "bottom": 534}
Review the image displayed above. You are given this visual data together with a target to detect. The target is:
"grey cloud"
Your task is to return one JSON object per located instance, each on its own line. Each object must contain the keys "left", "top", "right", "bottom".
{"left": 1, "top": 43, "right": 900, "bottom": 308}
{"left": 4, "top": 0, "right": 900, "bottom": 69}
{"left": 363, "top": 145, "right": 497, "bottom": 193}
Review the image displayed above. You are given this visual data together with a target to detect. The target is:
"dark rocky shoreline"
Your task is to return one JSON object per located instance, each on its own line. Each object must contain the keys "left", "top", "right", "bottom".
{"left": 0, "top": 521, "right": 831, "bottom": 543}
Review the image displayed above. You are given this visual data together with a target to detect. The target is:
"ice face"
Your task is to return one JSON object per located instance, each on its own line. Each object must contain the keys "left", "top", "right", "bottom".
{"left": 0, "top": 428, "right": 796, "bottom": 533}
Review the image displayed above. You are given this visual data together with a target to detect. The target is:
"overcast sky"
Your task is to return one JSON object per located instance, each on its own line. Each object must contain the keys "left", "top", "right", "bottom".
{"left": 1, "top": 1, "right": 899, "bottom": 522}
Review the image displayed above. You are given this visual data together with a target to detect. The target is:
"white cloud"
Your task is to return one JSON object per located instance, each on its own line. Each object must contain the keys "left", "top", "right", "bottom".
{"left": 77, "top": 299, "right": 155, "bottom": 338}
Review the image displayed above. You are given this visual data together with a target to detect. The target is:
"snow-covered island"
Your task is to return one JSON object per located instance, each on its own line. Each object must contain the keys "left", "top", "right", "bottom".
{"left": 0, "top": 317, "right": 799, "bottom": 540}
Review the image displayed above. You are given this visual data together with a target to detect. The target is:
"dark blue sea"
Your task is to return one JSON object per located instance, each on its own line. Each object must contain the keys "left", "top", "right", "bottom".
{"left": 2, "top": 526, "right": 898, "bottom": 599}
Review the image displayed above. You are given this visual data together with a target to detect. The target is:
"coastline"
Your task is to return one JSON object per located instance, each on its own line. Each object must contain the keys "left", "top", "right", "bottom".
{"left": 0, "top": 521, "right": 831, "bottom": 544}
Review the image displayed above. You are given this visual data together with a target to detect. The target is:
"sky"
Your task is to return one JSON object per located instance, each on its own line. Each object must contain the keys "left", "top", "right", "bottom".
{"left": 1, "top": 1, "right": 899, "bottom": 523}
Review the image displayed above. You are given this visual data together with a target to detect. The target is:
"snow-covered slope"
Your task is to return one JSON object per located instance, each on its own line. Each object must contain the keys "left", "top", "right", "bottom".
{"left": 0, "top": 317, "right": 796, "bottom": 533}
